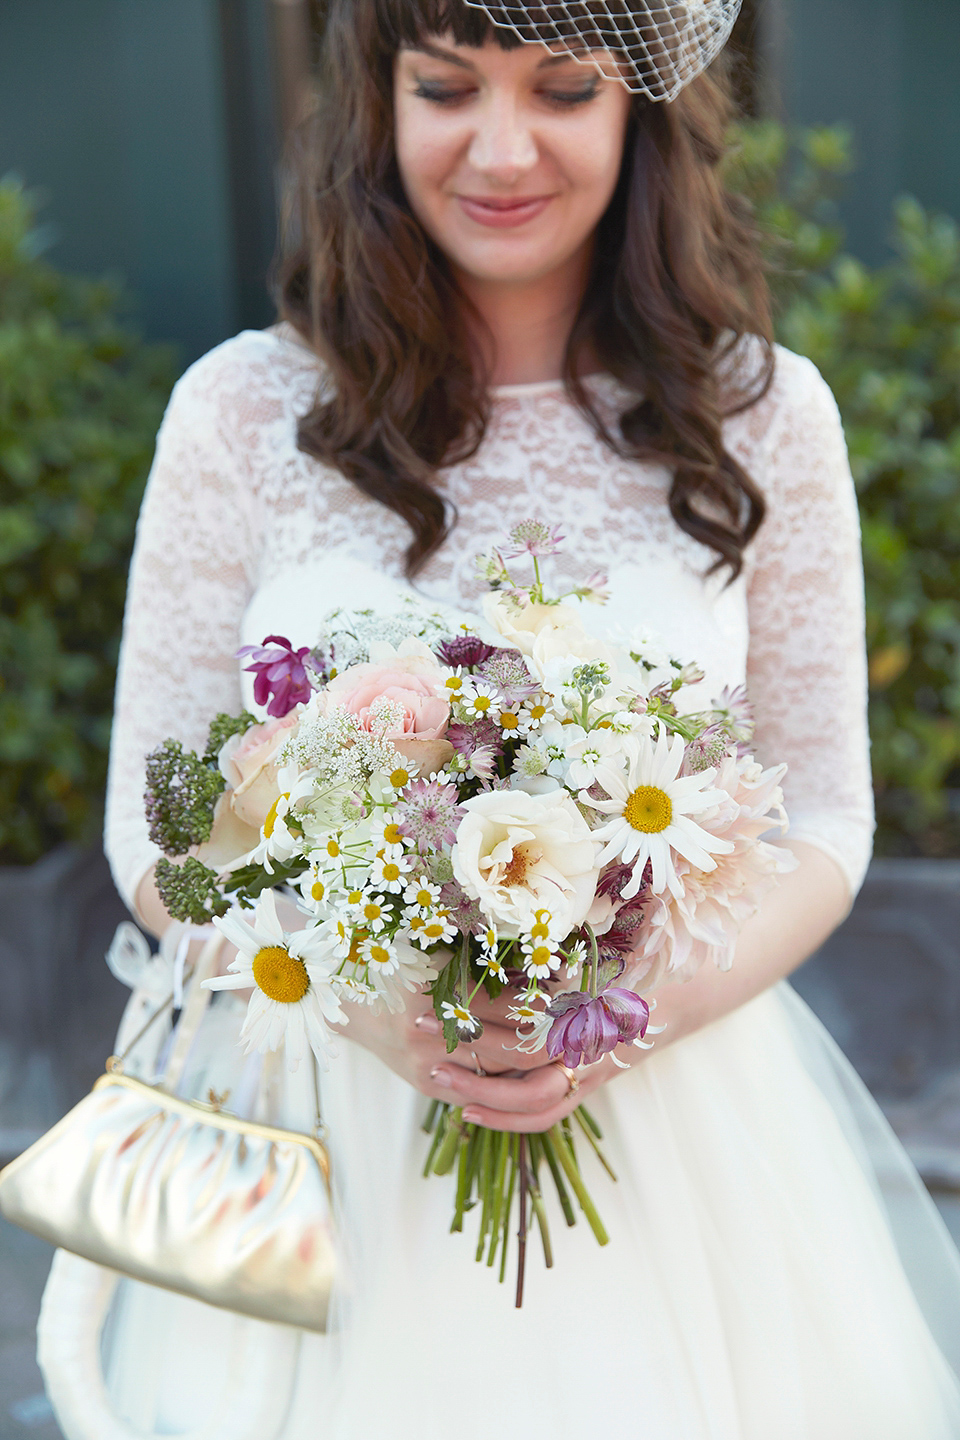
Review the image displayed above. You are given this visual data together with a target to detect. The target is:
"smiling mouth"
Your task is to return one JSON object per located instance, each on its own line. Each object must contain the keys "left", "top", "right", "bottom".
{"left": 456, "top": 194, "right": 555, "bottom": 228}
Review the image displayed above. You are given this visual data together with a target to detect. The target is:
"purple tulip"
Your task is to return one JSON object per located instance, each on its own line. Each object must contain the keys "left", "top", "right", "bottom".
{"left": 236, "top": 635, "right": 313, "bottom": 718}
{"left": 546, "top": 988, "right": 650, "bottom": 1068}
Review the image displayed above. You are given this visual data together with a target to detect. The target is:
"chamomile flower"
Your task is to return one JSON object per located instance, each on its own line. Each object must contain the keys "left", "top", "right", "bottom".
{"left": 441, "top": 668, "right": 467, "bottom": 701}
{"left": 461, "top": 681, "right": 499, "bottom": 720}
{"left": 505, "top": 999, "right": 553, "bottom": 1054}
{"left": 518, "top": 696, "right": 550, "bottom": 732}
{"left": 411, "top": 909, "right": 458, "bottom": 949}
{"left": 206, "top": 891, "right": 344, "bottom": 1070}
{"left": 331, "top": 974, "right": 379, "bottom": 1006}
{"left": 563, "top": 939, "right": 588, "bottom": 979}
{"left": 583, "top": 729, "right": 733, "bottom": 899}
{"left": 497, "top": 707, "right": 523, "bottom": 737}
{"left": 440, "top": 1001, "right": 481, "bottom": 1038}
{"left": 403, "top": 875, "right": 442, "bottom": 913}
{"left": 347, "top": 887, "right": 391, "bottom": 934}
{"left": 360, "top": 933, "right": 400, "bottom": 976}
{"left": 370, "top": 847, "right": 413, "bottom": 893}
{"left": 520, "top": 935, "right": 561, "bottom": 980}
{"left": 297, "top": 860, "right": 338, "bottom": 916}
{"left": 246, "top": 781, "right": 309, "bottom": 871}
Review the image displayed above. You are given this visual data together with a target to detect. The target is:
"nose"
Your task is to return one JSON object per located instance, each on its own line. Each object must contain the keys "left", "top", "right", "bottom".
{"left": 466, "top": 94, "right": 538, "bottom": 183}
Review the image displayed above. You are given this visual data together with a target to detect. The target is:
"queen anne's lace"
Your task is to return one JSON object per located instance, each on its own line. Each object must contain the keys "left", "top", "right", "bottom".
{"left": 105, "top": 324, "right": 874, "bottom": 913}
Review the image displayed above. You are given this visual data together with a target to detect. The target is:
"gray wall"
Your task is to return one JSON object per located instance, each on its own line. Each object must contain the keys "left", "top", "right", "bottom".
{"left": 0, "top": 0, "right": 278, "bottom": 367}
{"left": 775, "top": 0, "right": 960, "bottom": 265}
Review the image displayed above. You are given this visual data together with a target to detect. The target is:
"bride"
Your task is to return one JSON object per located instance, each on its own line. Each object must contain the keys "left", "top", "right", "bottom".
{"left": 37, "top": 2, "right": 960, "bottom": 1436}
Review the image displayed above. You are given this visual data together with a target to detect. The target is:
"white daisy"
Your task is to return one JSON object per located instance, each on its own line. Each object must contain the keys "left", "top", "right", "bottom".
{"left": 206, "top": 891, "right": 345, "bottom": 1070}
{"left": 505, "top": 1000, "right": 553, "bottom": 1054}
{"left": 460, "top": 680, "right": 499, "bottom": 720}
{"left": 441, "top": 1001, "right": 480, "bottom": 1036}
{"left": 411, "top": 908, "right": 459, "bottom": 950}
{"left": 370, "top": 847, "right": 413, "bottom": 893}
{"left": 403, "top": 875, "right": 442, "bottom": 913}
{"left": 346, "top": 887, "right": 391, "bottom": 934}
{"left": 583, "top": 729, "right": 734, "bottom": 899}
{"left": 520, "top": 936, "right": 561, "bottom": 980}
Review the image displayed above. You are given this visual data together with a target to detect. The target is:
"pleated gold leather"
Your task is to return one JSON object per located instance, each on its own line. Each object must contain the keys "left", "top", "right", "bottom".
{"left": 0, "top": 932, "right": 337, "bottom": 1334}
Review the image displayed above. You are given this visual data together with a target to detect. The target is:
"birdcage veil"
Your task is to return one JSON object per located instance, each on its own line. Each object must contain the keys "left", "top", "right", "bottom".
{"left": 459, "top": 1, "right": 742, "bottom": 101}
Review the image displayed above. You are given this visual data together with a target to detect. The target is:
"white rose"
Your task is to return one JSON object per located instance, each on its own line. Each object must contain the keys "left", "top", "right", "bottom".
{"left": 452, "top": 787, "right": 600, "bottom": 938}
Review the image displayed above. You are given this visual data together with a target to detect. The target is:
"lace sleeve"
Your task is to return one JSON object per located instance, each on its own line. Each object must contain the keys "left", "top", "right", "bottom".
{"left": 104, "top": 341, "right": 262, "bottom": 913}
{"left": 742, "top": 349, "right": 875, "bottom": 899}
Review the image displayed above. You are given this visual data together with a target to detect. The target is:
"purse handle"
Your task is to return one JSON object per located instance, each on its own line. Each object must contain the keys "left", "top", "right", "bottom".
{"left": 106, "top": 927, "right": 325, "bottom": 1138}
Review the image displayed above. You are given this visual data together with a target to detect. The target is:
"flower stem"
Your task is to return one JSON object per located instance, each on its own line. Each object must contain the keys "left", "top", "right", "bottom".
{"left": 499, "top": 1138, "right": 518, "bottom": 1284}
{"left": 548, "top": 1123, "right": 609, "bottom": 1246}
{"left": 516, "top": 1134, "right": 528, "bottom": 1307}
{"left": 573, "top": 1106, "right": 618, "bottom": 1182}
{"left": 487, "top": 1130, "right": 510, "bottom": 1266}
{"left": 421, "top": 1097, "right": 440, "bottom": 1135}
{"left": 527, "top": 1137, "right": 553, "bottom": 1268}
{"left": 476, "top": 1127, "right": 494, "bottom": 1261}
{"left": 431, "top": 1106, "right": 464, "bottom": 1176}
{"left": 540, "top": 1132, "right": 577, "bottom": 1227}
{"left": 421, "top": 1102, "right": 448, "bottom": 1177}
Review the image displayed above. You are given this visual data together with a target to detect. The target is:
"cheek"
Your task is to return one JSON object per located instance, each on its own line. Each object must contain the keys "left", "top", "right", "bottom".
{"left": 394, "top": 104, "right": 459, "bottom": 217}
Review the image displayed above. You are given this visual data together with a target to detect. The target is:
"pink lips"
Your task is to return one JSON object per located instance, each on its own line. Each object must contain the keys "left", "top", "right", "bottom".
{"left": 456, "top": 194, "right": 554, "bottom": 228}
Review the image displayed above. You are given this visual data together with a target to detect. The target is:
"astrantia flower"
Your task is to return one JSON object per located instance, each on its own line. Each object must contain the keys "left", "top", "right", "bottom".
{"left": 436, "top": 635, "right": 496, "bottom": 668}
{"left": 583, "top": 730, "right": 733, "bottom": 899}
{"left": 397, "top": 776, "right": 462, "bottom": 855}
{"left": 545, "top": 987, "right": 651, "bottom": 1069}
{"left": 475, "top": 649, "right": 539, "bottom": 703}
{"left": 237, "top": 635, "right": 314, "bottom": 718}
{"left": 502, "top": 518, "right": 564, "bottom": 560}
{"left": 206, "top": 891, "right": 344, "bottom": 1070}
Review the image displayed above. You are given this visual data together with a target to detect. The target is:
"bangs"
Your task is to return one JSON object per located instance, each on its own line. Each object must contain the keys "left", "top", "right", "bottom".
{"left": 374, "top": 0, "right": 527, "bottom": 50}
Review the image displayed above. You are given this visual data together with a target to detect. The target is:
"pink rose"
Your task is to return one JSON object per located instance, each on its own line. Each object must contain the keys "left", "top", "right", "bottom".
{"left": 325, "top": 652, "right": 454, "bottom": 773}
{"left": 220, "top": 711, "right": 301, "bottom": 829}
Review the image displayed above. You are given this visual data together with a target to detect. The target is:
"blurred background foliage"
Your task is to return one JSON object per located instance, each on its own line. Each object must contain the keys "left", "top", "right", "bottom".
{"left": 728, "top": 123, "right": 960, "bottom": 855}
{"left": 0, "top": 176, "right": 176, "bottom": 865}
{"left": 2, "top": 119, "right": 959, "bottom": 866}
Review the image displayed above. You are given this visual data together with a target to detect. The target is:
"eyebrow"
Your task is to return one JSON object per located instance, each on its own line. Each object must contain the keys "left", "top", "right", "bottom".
{"left": 407, "top": 40, "right": 584, "bottom": 72}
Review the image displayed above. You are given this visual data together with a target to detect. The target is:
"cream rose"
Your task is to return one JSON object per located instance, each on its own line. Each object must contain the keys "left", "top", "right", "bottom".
{"left": 482, "top": 592, "right": 616, "bottom": 686}
{"left": 452, "top": 787, "right": 600, "bottom": 938}
{"left": 323, "top": 638, "right": 454, "bottom": 773}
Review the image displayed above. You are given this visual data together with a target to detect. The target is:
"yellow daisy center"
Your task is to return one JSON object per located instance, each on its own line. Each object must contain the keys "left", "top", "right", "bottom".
{"left": 531, "top": 922, "right": 550, "bottom": 941}
{"left": 472, "top": 694, "right": 492, "bottom": 713}
{"left": 444, "top": 675, "right": 463, "bottom": 693}
{"left": 389, "top": 770, "right": 410, "bottom": 791}
{"left": 423, "top": 922, "right": 446, "bottom": 940}
{"left": 348, "top": 889, "right": 363, "bottom": 905}
{"left": 363, "top": 901, "right": 383, "bottom": 923}
{"left": 416, "top": 887, "right": 433, "bottom": 907}
{"left": 252, "top": 946, "right": 309, "bottom": 1004}
{"left": 529, "top": 945, "right": 553, "bottom": 969}
{"left": 529, "top": 703, "right": 546, "bottom": 720}
{"left": 382, "top": 862, "right": 401, "bottom": 883}
{"left": 311, "top": 880, "right": 325, "bottom": 902}
{"left": 500, "top": 711, "right": 519, "bottom": 731}
{"left": 624, "top": 785, "right": 673, "bottom": 833}
{"left": 368, "top": 944, "right": 391, "bottom": 967}
{"left": 263, "top": 793, "right": 290, "bottom": 839}
{"left": 326, "top": 838, "right": 341, "bottom": 857}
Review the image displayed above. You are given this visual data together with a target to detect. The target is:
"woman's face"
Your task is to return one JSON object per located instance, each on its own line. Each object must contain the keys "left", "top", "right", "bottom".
{"left": 393, "top": 36, "right": 632, "bottom": 289}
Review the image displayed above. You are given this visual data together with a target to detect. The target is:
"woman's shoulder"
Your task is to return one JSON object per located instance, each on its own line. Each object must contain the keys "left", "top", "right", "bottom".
{"left": 163, "top": 323, "right": 324, "bottom": 435}
{"left": 722, "top": 339, "right": 849, "bottom": 499}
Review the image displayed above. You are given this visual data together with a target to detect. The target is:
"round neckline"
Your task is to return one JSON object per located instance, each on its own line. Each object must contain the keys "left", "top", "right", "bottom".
{"left": 267, "top": 325, "right": 618, "bottom": 402}
{"left": 489, "top": 372, "right": 610, "bottom": 400}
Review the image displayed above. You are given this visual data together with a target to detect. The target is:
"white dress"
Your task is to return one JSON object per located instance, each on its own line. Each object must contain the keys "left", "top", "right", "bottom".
{"left": 37, "top": 325, "right": 960, "bottom": 1439}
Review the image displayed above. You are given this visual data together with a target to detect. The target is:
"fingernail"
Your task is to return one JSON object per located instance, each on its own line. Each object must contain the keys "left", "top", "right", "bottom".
{"left": 430, "top": 1067, "right": 452, "bottom": 1086}
{"left": 416, "top": 1014, "right": 440, "bottom": 1034}
{"left": 462, "top": 1109, "right": 482, "bottom": 1123}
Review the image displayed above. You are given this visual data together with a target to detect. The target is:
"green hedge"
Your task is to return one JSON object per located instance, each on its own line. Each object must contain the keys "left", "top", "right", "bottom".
{"left": 728, "top": 124, "right": 960, "bottom": 856}
{"left": 0, "top": 178, "right": 176, "bottom": 864}
{"left": 3, "top": 132, "right": 959, "bottom": 865}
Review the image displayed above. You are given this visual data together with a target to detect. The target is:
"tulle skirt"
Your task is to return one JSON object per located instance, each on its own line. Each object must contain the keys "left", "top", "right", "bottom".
{"left": 37, "top": 981, "right": 960, "bottom": 1440}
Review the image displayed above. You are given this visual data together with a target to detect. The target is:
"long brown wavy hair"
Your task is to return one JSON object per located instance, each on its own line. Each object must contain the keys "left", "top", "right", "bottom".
{"left": 279, "top": 0, "right": 775, "bottom": 578}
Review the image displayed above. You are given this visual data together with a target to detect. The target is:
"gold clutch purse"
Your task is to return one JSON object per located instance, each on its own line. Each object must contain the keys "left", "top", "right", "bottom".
{"left": 0, "top": 932, "right": 337, "bottom": 1333}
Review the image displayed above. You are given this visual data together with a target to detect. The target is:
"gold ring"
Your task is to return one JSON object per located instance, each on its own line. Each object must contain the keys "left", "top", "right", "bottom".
{"left": 471, "top": 1050, "right": 487, "bottom": 1077}
{"left": 554, "top": 1060, "right": 580, "bottom": 1097}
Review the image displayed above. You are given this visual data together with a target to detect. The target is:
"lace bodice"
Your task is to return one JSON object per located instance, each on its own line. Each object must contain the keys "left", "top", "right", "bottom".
{"left": 105, "top": 325, "right": 874, "bottom": 912}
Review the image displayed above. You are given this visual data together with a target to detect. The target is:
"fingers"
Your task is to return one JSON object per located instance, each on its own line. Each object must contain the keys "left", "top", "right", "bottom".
{"left": 429, "top": 1058, "right": 570, "bottom": 1116}
{"left": 413, "top": 1010, "right": 554, "bottom": 1074}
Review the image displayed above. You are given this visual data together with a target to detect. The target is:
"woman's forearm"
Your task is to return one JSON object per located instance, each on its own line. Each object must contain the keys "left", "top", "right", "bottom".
{"left": 643, "top": 840, "right": 852, "bottom": 1050}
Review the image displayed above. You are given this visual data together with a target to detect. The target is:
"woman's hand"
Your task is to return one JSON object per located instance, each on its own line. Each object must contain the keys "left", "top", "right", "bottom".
{"left": 335, "top": 983, "right": 628, "bottom": 1134}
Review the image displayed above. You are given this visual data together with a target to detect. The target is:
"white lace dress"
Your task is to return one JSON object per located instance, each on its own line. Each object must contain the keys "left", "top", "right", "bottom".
{"left": 37, "top": 325, "right": 960, "bottom": 1439}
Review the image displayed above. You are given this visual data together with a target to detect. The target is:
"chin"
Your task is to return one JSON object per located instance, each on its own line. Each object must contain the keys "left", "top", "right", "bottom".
{"left": 448, "top": 239, "right": 576, "bottom": 289}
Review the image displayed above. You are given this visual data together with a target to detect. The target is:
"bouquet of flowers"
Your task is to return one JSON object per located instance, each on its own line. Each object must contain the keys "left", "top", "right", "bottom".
{"left": 144, "top": 522, "right": 795, "bottom": 1302}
